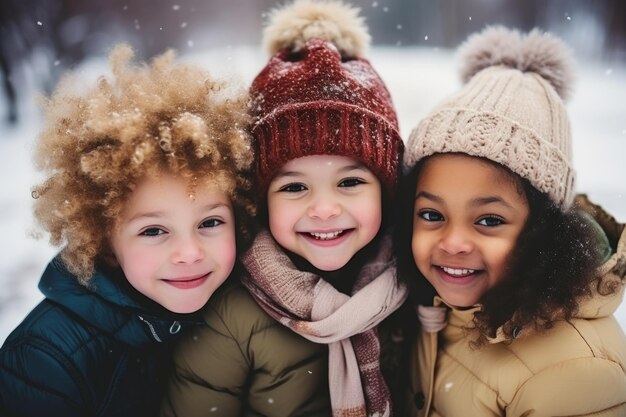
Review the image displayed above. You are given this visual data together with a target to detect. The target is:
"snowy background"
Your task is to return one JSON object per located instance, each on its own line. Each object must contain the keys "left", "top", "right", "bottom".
{"left": 1, "top": 44, "right": 625, "bottom": 344}
{"left": 1, "top": 0, "right": 625, "bottom": 343}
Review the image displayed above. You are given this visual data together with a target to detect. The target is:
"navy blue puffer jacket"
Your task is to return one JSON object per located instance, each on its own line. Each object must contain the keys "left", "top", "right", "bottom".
{"left": 0, "top": 256, "right": 200, "bottom": 417}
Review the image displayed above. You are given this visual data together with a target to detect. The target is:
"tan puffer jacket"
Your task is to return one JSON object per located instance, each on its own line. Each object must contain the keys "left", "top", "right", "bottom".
{"left": 405, "top": 196, "right": 626, "bottom": 416}
{"left": 160, "top": 280, "right": 331, "bottom": 417}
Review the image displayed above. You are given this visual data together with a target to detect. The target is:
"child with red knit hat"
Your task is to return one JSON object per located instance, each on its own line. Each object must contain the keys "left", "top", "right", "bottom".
{"left": 161, "top": 1, "right": 407, "bottom": 416}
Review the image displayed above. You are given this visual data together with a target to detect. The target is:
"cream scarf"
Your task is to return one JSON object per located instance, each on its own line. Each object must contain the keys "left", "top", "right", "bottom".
{"left": 241, "top": 230, "right": 408, "bottom": 417}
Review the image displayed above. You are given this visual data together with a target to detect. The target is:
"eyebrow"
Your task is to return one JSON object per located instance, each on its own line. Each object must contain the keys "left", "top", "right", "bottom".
{"left": 470, "top": 196, "right": 515, "bottom": 210}
{"left": 415, "top": 191, "right": 443, "bottom": 204}
{"left": 415, "top": 191, "right": 515, "bottom": 210}
{"left": 126, "top": 202, "right": 230, "bottom": 223}
{"left": 274, "top": 162, "right": 368, "bottom": 179}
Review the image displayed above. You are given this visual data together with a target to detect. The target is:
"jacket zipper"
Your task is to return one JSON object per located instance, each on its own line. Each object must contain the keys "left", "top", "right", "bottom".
{"left": 137, "top": 315, "right": 162, "bottom": 342}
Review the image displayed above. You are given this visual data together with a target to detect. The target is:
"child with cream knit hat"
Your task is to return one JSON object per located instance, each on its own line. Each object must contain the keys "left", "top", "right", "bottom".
{"left": 161, "top": 1, "right": 407, "bottom": 416}
{"left": 398, "top": 26, "right": 626, "bottom": 416}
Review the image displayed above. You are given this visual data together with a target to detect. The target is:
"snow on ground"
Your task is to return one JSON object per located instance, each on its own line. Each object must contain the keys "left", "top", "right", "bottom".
{"left": 1, "top": 46, "right": 625, "bottom": 344}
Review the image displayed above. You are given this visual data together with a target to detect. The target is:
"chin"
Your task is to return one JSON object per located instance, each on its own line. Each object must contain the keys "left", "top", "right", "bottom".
{"left": 165, "top": 299, "right": 208, "bottom": 314}
{"left": 443, "top": 295, "right": 478, "bottom": 309}
{"left": 309, "top": 258, "right": 350, "bottom": 272}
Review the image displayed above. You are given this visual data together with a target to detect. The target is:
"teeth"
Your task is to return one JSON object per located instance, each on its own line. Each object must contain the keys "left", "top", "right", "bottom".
{"left": 310, "top": 231, "right": 342, "bottom": 240}
{"left": 442, "top": 266, "right": 475, "bottom": 276}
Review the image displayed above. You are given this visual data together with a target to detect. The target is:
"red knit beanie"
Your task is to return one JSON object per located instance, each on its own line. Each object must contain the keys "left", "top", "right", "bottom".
{"left": 250, "top": 0, "right": 403, "bottom": 196}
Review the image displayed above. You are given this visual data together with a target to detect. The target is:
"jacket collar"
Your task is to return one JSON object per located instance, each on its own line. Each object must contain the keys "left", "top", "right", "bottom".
{"left": 431, "top": 297, "right": 523, "bottom": 344}
{"left": 39, "top": 256, "right": 201, "bottom": 348}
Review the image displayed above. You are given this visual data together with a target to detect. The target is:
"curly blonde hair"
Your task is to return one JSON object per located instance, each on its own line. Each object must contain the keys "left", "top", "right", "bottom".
{"left": 32, "top": 44, "right": 255, "bottom": 285}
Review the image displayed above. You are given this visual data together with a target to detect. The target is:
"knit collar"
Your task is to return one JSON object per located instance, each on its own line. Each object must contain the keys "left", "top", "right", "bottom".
{"left": 39, "top": 256, "right": 201, "bottom": 348}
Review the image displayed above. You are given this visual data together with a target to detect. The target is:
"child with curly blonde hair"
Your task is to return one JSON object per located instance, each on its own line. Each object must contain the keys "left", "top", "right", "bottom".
{"left": 399, "top": 26, "right": 626, "bottom": 416}
{"left": 0, "top": 45, "right": 255, "bottom": 417}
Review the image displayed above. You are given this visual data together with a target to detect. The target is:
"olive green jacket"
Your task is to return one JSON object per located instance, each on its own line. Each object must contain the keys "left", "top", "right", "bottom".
{"left": 160, "top": 281, "right": 331, "bottom": 417}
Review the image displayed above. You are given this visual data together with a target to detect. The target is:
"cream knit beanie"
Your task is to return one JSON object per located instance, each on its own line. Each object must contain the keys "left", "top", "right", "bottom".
{"left": 403, "top": 26, "right": 576, "bottom": 210}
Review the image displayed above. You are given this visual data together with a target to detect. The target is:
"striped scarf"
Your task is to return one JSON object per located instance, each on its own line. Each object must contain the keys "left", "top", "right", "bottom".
{"left": 241, "top": 230, "right": 408, "bottom": 417}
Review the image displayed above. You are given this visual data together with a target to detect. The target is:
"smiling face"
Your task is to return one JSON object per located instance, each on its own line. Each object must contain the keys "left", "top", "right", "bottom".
{"left": 110, "top": 173, "right": 236, "bottom": 314}
{"left": 267, "top": 155, "right": 382, "bottom": 271}
{"left": 411, "top": 154, "right": 529, "bottom": 308}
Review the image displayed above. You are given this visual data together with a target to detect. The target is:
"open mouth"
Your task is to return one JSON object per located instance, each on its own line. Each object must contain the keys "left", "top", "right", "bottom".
{"left": 308, "top": 230, "right": 344, "bottom": 240}
{"left": 440, "top": 266, "right": 477, "bottom": 277}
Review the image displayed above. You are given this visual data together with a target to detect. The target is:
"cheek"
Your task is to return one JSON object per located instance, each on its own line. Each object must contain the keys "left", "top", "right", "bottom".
{"left": 267, "top": 201, "right": 294, "bottom": 244}
{"left": 111, "top": 233, "right": 156, "bottom": 272}
{"left": 410, "top": 224, "right": 435, "bottom": 274}
{"left": 117, "top": 248, "right": 156, "bottom": 286}
{"left": 491, "top": 240, "right": 518, "bottom": 271}
{"left": 361, "top": 202, "right": 382, "bottom": 233}
{"left": 221, "top": 230, "right": 238, "bottom": 271}
{"left": 356, "top": 193, "right": 382, "bottom": 227}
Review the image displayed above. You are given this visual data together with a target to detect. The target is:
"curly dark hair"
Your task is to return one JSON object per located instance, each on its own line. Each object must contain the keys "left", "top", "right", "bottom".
{"left": 32, "top": 44, "right": 256, "bottom": 284}
{"left": 396, "top": 156, "right": 613, "bottom": 347}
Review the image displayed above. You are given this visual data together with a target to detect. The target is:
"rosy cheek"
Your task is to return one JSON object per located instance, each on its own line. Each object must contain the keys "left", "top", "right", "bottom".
{"left": 120, "top": 248, "right": 153, "bottom": 276}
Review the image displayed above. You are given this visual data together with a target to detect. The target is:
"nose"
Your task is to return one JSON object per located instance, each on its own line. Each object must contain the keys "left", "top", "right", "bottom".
{"left": 438, "top": 224, "right": 473, "bottom": 255}
{"left": 307, "top": 193, "right": 341, "bottom": 221}
{"left": 171, "top": 234, "right": 204, "bottom": 264}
